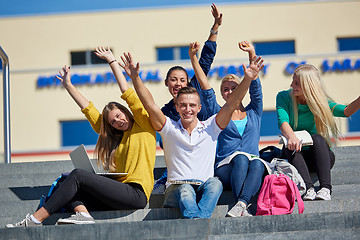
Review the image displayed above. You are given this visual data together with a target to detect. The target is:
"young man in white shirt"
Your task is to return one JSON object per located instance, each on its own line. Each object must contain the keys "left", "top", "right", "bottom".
{"left": 119, "top": 51, "right": 264, "bottom": 218}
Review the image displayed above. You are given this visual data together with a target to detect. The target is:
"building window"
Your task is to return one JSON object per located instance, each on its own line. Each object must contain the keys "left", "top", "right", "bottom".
{"left": 338, "top": 37, "right": 360, "bottom": 51}
{"left": 61, "top": 120, "right": 98, "bottom": 147}
{"left": 253, "top": 40, "right": 295, "bottom": 56}
{"left": 71, "top": 50, "right": 109, "bottom": 66}
{"left": 348, "top": 110, "right": 360, "bottom": 132}
{"left": 156, "top": 46, "right": 191, "bottom": 61}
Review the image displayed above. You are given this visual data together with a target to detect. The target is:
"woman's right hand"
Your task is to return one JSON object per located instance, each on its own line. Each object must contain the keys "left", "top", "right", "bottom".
{"left": 188, "top": 42, "right": 200, "bottom": 58}
{"left": 211, "top": 3, "right": 223, "bottom": 27}
{"left": 56, "top": 65, "right": 72, "bottom": 88}
{"left": 239, "top": 41, "right": 254, "bottom": 53}
{"left": 94, "top": 46, "right": 116, "bottom": 63}
{"left": 287, "top": 136, "right": 302, "bottom": 152}
{"left": 119, "top": 52, "right": 140, "bottom": 80}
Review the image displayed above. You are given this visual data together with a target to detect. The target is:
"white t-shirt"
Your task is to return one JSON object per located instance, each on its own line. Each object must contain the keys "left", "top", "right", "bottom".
{"left": 159, "top": 114, "right": 222, "bottom": 185}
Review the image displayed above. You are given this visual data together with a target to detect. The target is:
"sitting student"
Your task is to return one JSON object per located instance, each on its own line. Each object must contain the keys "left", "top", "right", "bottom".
{"left": 188, "top": 41, "right": 268, "bottom": 217}
{"left": 153, "top": 3, "right": 223, "bottom": 194}
{"left": 6, "top": 47, "right": 156, "bottom": 228}
{"left": 276, "top": 64, "right": 360, "bottom": 201}
{"left": 119, "top": 52, "right": 264, "bottom": 218}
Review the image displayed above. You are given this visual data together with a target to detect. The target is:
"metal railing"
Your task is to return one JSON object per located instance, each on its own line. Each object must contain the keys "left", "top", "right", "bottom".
{"left": 0, "top": 46, "right": 11, "bottom": 164}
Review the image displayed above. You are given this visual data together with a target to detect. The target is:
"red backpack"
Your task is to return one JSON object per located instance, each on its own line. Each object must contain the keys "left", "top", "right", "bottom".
{"left": 256, "top": 174, "right": 304, "bottom": 216}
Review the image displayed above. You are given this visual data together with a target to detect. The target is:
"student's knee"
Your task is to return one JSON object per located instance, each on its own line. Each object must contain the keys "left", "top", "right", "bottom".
{"left": 68, "top": 168, "right": 90, "bottom": 182}
{"left": 232, "top": 154, "right": 249, "bottom": 167}
{"left": 205, "top": 177, "right": 223, "bottom": 193}
{"left": 70, "top": 168, "right": 87, "bottom": 176}
{"left": 178, "top": 184, "right": 195, "bottom": 195}
{"left": 312, "top": 134, "right": 328, "bottom": 146}
{"left": 250, "top": 159, "right": 265, "bottom": 172}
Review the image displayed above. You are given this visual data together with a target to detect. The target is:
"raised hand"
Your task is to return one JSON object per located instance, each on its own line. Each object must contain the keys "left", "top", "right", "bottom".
{"left": 188, "top": 42, "right": 200, "bottom": 58}
{"left": 211, "top": 3, "right": 223, "bottom": 26}
{"left": 94, "top": 46, "right": 116, "bottom": 63}
{"left": 119, "top": 52, "right": 140, "bottom": 80}
{"left": 243, "top": 56, "right": 264, "bottom": 80}
{"left": 239, "top": 41, "right": 255, "bottom": 53}
{"left": 56, "top": 65, "right": 72, "bottom": 88}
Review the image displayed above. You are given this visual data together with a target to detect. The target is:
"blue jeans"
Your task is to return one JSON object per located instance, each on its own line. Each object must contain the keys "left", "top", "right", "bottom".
{"left": 163, "top": 177, "right": 223, "bottom": 219}
{"left": 215, "top": 154, "right": 265, "bottom": 205}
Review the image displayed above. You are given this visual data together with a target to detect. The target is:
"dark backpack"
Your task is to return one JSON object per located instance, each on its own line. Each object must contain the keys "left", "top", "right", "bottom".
{"left": 259, "top": 146, "right": 282, "bottom": 162}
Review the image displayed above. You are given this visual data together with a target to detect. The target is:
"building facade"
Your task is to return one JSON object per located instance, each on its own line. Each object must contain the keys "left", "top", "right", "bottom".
{"left": 1, "top": 0, "right": 360, "bottom": 162}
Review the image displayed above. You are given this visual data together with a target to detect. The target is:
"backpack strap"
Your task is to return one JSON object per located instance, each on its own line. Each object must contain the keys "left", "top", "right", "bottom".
{"left": 47, "top": 175, "right": 63, "bottom": 197}
{"left": 282, "top": 174, "right": 304, "bottom": 214}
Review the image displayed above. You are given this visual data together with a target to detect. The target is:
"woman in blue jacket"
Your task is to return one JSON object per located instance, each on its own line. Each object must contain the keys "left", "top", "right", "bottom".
{"left": 189, "top": 40, "right": 268, "bottom": 217}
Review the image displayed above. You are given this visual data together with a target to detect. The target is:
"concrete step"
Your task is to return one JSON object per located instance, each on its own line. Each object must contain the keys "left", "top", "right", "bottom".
{"left": 1, "top": 163, "right": 358, "bottom": 188}
{"left": 1, "top": 211, "right": 359, "bottom": 240}
{"left": 0, "top": 205, "right": 228, "bottom": 228}
{"left": 209, "top": 229, "right": 360, "bottom": 240}
{"left": 0, "top": 161, "right": 73, "bottom": 176}
{"left": 2, "top": 189, "right": 360, "bottom": 227}
{"left": 1, "top": 182, "right": 359, "bottom": 209}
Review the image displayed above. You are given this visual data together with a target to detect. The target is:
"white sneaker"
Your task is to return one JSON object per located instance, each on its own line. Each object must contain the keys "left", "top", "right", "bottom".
{"left": 226, "top": 201, "right": 252, "bottom": 217}
{"left": 315, "top": 188, "right": 331, "bottom": 201}
{"left": 303, "top": 187, "right": 316, "bottom": 201}
{"left": 5, "top": 214, "right": 42, "bottom": 228}
{"left": 56, "top": 212, "right": 95, "bottom": 225}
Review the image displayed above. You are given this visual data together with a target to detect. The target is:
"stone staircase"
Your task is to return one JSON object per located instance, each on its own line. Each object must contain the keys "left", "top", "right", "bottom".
{"left": 0, "top": 146, "right": 359, "bottom": 239}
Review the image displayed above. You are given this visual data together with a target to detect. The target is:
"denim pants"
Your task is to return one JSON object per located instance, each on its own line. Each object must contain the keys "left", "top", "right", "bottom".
{"left": 163, "top": 177, "right": 223, "bottom": 219}
{"left": 215, "top": 154, "right": 265, "bottom": 206}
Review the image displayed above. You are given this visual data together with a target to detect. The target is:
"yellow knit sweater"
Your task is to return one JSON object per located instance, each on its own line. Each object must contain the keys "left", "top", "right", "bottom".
{"left": 81, "top": 88, "right": 156, "bottom": 201}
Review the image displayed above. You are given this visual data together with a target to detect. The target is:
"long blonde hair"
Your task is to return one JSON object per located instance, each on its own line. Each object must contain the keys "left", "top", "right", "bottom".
{"left": 94, "top": 102, "right": 134, "bottom": 172}
{"left": 291, "top": 64, "right": 340, "bottom": 146}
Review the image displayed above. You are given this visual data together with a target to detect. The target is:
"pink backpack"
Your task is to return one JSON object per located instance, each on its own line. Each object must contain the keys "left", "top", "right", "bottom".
{"left": 256, "top": 174, "right": 304, "bottom": 216}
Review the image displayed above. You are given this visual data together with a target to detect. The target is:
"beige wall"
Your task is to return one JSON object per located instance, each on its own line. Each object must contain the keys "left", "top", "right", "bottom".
{"left": 1, "top": 0, "right": 360, "bottom": 159}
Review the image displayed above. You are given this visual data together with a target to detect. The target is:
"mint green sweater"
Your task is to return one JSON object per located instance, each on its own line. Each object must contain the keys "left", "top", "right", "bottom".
{"left": 276, "top": 90, "right": 347, "bottom": 135}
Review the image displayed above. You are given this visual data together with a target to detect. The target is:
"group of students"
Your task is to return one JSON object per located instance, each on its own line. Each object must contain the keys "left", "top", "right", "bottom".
{"left": 6, "top": 3, "right": 360, "bottom": 228}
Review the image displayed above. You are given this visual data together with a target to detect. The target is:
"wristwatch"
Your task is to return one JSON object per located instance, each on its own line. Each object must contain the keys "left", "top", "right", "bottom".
{"left": 210, "top": 28, "right": 218, "bottom": 35}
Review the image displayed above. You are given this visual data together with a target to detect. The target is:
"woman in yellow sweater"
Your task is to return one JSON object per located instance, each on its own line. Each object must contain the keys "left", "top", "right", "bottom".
{"left": 6, "top": 47, "right": 156, "bottom": 228}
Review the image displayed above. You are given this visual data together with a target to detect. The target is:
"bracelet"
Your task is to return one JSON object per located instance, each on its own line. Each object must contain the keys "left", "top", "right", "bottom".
{"left": 108, "top": 59, "right": 117, "bottom": 65}
{"left": 210, "top": 28, "right": 218, "bottom": 35}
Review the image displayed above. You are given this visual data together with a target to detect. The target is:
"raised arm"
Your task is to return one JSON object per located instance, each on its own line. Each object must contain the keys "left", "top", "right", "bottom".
{"left": 189, "top": 4, "right": 222, "bottom": 91}
{"left": 56, "top": 65, "right": 90, "bottom": 109}
{"left": 216, "top": 56, "right": 264, "bottom": 129}
{"left": 344, "top": 96, "right": 360, "bottom": 117}
{"left": 119, "top": 52, "right": 166, "bottom": 131}
{"left": 94, "top": 46, "right": 129, "bottom": 93}
{"left": 189, "top": 42, "right": 211, "bottom": 90}
{"left": 208, "top": 3, "right": 223, "bottom": 42}
{"left": 239, "top": 41, "right": 256, "bottom": 63}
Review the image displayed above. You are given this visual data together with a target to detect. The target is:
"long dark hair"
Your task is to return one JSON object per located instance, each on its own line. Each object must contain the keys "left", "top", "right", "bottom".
{"left": 94, "top": 102, "right": 134, "bottom": 172}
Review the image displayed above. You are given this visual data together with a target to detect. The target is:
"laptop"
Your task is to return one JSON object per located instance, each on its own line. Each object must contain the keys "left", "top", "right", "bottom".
{"left": 69, "top": 144, "right": 127, "bottom": 179}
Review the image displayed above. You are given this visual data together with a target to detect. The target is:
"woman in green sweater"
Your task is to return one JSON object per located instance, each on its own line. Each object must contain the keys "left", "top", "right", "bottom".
{"left": 276, "top": 64, "right": 360, "bottom": 201}
{"left": 6, "top": 47, "right": 156, "bottom": 228}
